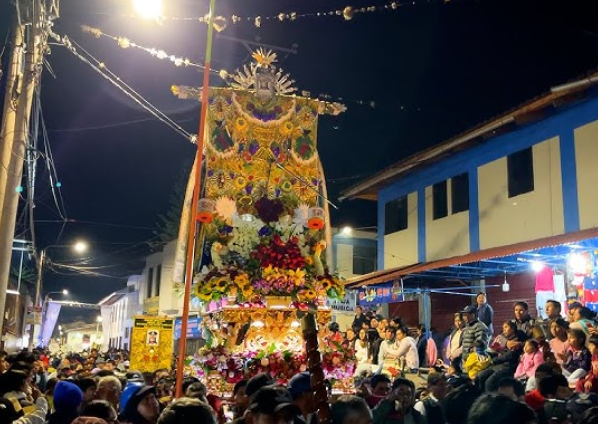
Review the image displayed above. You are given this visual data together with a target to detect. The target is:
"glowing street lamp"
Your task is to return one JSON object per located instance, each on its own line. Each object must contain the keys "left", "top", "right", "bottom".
{"left": 133, "top": 0, "right": 163, "bottom": 20}
{"left": 73, "top": 241, "right": 88, "bottom": 254}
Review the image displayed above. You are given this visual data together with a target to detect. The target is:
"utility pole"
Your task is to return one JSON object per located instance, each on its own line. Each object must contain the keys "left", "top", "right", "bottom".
{"left": 0, "top": 20, "right": 25, "bottom": 230}
{"left": 0, "top": 0, "right": 49, "bottom": 340}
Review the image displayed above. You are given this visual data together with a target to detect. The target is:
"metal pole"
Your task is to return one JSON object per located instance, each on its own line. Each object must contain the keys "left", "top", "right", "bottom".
{"left": 174, "top": 0, "right": 216, "bottom": 399}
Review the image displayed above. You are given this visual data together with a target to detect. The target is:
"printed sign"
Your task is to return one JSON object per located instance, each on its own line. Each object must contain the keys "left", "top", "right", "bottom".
{"left": 327, "top": 291, "right": 357, "bottom": 313}
{"left": 130, "top": 316, "right": 174, "bottom": 372}
{"left": 174, "top": 316, "right": 202, "bottom": 339}
{"left": 358, "top": 281, "right": 404, "bottom": 306}
{"left": 145, "top": 296, "right": 160, "bottom": 314}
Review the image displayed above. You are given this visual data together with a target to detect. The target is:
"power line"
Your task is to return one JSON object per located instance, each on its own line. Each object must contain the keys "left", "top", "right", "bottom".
{"left": 47, "top": 116, "right": 195, "bottom": 132}
{"left": 48, "top": 31, "right": 195, "bottom": 143}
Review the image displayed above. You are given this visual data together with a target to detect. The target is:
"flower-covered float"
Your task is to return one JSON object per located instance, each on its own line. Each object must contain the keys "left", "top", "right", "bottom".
{"left": 172, "top": 49, "right": 355, "bottom": 395}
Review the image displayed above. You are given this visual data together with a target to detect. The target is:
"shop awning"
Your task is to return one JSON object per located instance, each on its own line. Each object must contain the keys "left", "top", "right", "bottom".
{"left": 346, "top": 227, "right": 598, "bottom": 288}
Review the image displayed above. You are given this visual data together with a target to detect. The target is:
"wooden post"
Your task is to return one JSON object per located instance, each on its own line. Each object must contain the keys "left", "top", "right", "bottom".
{"left": 301, "top": 313, "right": 331, "bottom": 424}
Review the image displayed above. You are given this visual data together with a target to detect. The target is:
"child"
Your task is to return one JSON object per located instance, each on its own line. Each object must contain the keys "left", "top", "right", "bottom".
{"left": 515, "top": 339, "right": 545, "bottom": 380}
{"left": 463, "top": 340, "right": 491, "bottom": 380}
{"left": 561, "top": 328, "right": 591, "bottom": 384}
{"left": 576, "top": 334, "right": 598, "bottom": 393}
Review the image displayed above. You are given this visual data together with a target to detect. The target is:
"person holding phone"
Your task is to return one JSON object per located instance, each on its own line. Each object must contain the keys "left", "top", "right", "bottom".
{"left": 372, "top": 378, "right": 424, "bottom": 424}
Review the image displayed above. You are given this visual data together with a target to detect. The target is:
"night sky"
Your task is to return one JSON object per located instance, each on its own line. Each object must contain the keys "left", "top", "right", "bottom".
{"left": 1, "top": 0, "right": 598, "bottom": 321}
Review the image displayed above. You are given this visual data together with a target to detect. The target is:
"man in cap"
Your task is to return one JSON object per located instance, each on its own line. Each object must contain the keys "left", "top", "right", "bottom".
{"left": 246, "top": 385, "right": 302, "bottom": 424}
{"left": 460, "top": 304, "right": 489, "bottom": 364}
{"left": 288, "top": 372, "right": 316, "bottom": 424}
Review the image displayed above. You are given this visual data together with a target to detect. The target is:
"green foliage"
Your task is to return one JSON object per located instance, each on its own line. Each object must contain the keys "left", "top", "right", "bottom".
{"left": 149, "top": 161, "right": 192, "bottom": 250}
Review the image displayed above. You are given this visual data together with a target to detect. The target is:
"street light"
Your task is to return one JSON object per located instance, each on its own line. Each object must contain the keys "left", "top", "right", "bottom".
{"left": 73, "top": 241, "right": 88, "bottom": 254}
{"left": 133, "top": 0, "right": 163, "bottom": 19}
{"left": 338, "top": 225, "right": 377, "bottom": 237}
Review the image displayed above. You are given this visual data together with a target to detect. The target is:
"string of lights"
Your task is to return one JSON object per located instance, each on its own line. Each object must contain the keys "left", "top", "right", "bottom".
{"left": 49, "top": 30, "right": 196, "bottom": 143}
{"left": 113, "top": 0, "right": 447, "bottom": 29}
{"left": 80, "top": 26, "right": 422, "bottom": 112}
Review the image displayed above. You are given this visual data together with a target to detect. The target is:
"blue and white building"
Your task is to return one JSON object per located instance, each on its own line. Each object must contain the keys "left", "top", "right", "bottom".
{"left": 341, "top": 71, "right": 598, "bottom": 331}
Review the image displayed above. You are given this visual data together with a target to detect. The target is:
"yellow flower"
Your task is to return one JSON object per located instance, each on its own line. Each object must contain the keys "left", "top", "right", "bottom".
{"left": 304, "top": 289, "right": 316, "bottom": 300}
{"left": 213, "top": 277, "right": 229, "bottom": 291}
{"left": 241, "top": 285, "right": 254, "bottom": 300}
{"left": 197, "top": 291, "right": 212, "bottom": 302}
{"left": 305, "top": 257, "right": 313, "bottom": 265}
{"left": 280, "top": 121, "right": 294, "bottom": 136}
{"left": 233, "top": 176, "right": 246, "bottom": 189}
{"left": 235, "top": 117, "right": 248, "bottom": 132}
{"left": 288, "top": 268, "right": 306, "bottom": 286}
{"left": 234, "top": 273, "right": 250, "bottom": 287}
{"left": 320, "top": 279, "right": 332, "bottom": 291}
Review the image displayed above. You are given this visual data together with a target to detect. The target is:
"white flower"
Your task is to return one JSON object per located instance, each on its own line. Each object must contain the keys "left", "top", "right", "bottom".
{"left": 294, "top": 203, "right": 309, "bottom": 226}
{"left": 215, "top": 197, "right": 237, "bottom": 223}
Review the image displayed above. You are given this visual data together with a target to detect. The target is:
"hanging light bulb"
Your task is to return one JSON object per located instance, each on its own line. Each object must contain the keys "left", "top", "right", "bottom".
{"left": 502, "top": 273, "right": 510, "bottom": 292}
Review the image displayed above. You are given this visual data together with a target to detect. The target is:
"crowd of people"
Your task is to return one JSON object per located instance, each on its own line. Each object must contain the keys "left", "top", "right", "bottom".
{"left": 333, "top": 294, "right": 598, "bottom": 423}
{"left": 3, "top": 294, "right": 598, "bottom": 424}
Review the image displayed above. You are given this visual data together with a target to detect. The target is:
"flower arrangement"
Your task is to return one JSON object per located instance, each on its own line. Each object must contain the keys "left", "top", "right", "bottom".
{"left": 190, "top": 343, "right": 355, "bottom": 385}
{"left": 193, "top": 194, "right": 346, "bottom": 305}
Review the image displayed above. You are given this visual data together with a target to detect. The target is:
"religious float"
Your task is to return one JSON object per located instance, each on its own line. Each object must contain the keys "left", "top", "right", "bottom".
{"left": 172, "top": 49, "right": 355, "bottom": 395}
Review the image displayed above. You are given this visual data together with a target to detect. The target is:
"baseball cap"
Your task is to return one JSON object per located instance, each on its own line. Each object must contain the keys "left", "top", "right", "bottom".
{"left": 245, "top": 373, "right": 275, "bottom": 398}
{"left": 126, "top": 371, "right": 144, "bottom": 383}
{"left": 249, "top": 385, "right": 301, "bottom": 416}
{"left": 461, "top": 305, "right": 477, "bottom": 314}
{"left": 544, "top": 399, "right": 570, "bottom": 421}
{"left": 288, "top": 372, "right": 311, "bottom": 399}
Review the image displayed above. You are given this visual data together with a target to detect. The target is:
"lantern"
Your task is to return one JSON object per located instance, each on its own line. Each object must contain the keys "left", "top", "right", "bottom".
{"left": 307, "top": 207, "right": 325, "bottom": 230}
{"left": 197, "top": 198, "right": 216, "bottom": 223}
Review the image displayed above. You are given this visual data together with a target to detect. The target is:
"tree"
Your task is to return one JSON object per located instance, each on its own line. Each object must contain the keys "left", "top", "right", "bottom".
{"left": 149, "top": 160, "right": 192, "bottom": 250}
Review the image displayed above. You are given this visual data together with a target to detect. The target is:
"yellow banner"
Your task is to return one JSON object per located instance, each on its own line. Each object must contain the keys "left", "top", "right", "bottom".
{"left": 129, "top": 316, "right": 174, "bottom": 372}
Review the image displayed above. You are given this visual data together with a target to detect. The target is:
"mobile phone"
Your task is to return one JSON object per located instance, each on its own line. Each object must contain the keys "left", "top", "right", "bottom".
{"left": 222, "top": 404, "right": 234, "bottom": 422}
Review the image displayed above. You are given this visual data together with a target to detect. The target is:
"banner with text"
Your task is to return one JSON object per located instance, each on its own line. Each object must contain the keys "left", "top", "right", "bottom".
{"left": 327, "top": 291, "right": 357, "bottom": 313}
{"left": 174, "top": 316, "right": 202, "bottom": 339}
{"left": 358, "top": 281, "right": 404, "bottom": 306}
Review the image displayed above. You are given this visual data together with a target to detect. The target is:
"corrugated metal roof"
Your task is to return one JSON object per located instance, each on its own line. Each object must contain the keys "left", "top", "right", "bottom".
{"left": 346, "top": 226, "right": 598, "bottom": 288}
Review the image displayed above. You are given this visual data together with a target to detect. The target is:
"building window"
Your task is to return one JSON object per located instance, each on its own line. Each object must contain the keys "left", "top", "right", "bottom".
{"left": 155, "top": 265, "right": 162, "bottom": 296}
{"left": 508, "top": 147, "right": 534, "bottom": 197}
{"left": 146, "top": 267, "right": 154, "bottom": 298}
{"left": 125, "top": 327, "right": 129, "bottom": 338}
{"left": 384, "top": 196, "right": 408, "bottom": 235}
{"left": 451, "top": 173, "right": 470, "bottom": 214}
{"left": 433, "top": 181, "right": 448, "bottom": 220}
{"left": 353, "top": 244, "right": 377, "bottom": 275}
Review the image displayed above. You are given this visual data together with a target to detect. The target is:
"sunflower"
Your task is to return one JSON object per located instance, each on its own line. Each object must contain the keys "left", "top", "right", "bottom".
{"left": 304, "top": 289, "right": 316, "bottom": 300}
{"left": 280, "top": 121, "right": 294, "bottom": 136}
{"left": 235, "top": 117, "right": 248, "bottom": 132}
{"left": 320, "top": 279, "right": 332, "bottom": 291}
{"left": 233, "top": 176, "right": 246, "bottom": 190}
{"left": 212, "top": 277, "right": 229, "bottom": 291}
{"left": 241, "top": 284, "right": 254, "bottom": 300}
{"left": 197, "top": 291, "right": 212, "bottom": 302}
{"left": 234, "top": 273, "right": 250, "bottom": 287}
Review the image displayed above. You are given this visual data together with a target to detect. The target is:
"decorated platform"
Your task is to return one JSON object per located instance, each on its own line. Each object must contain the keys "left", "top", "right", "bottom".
{"left": 173, "top": 49, "right": 355, "bottom": 395}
